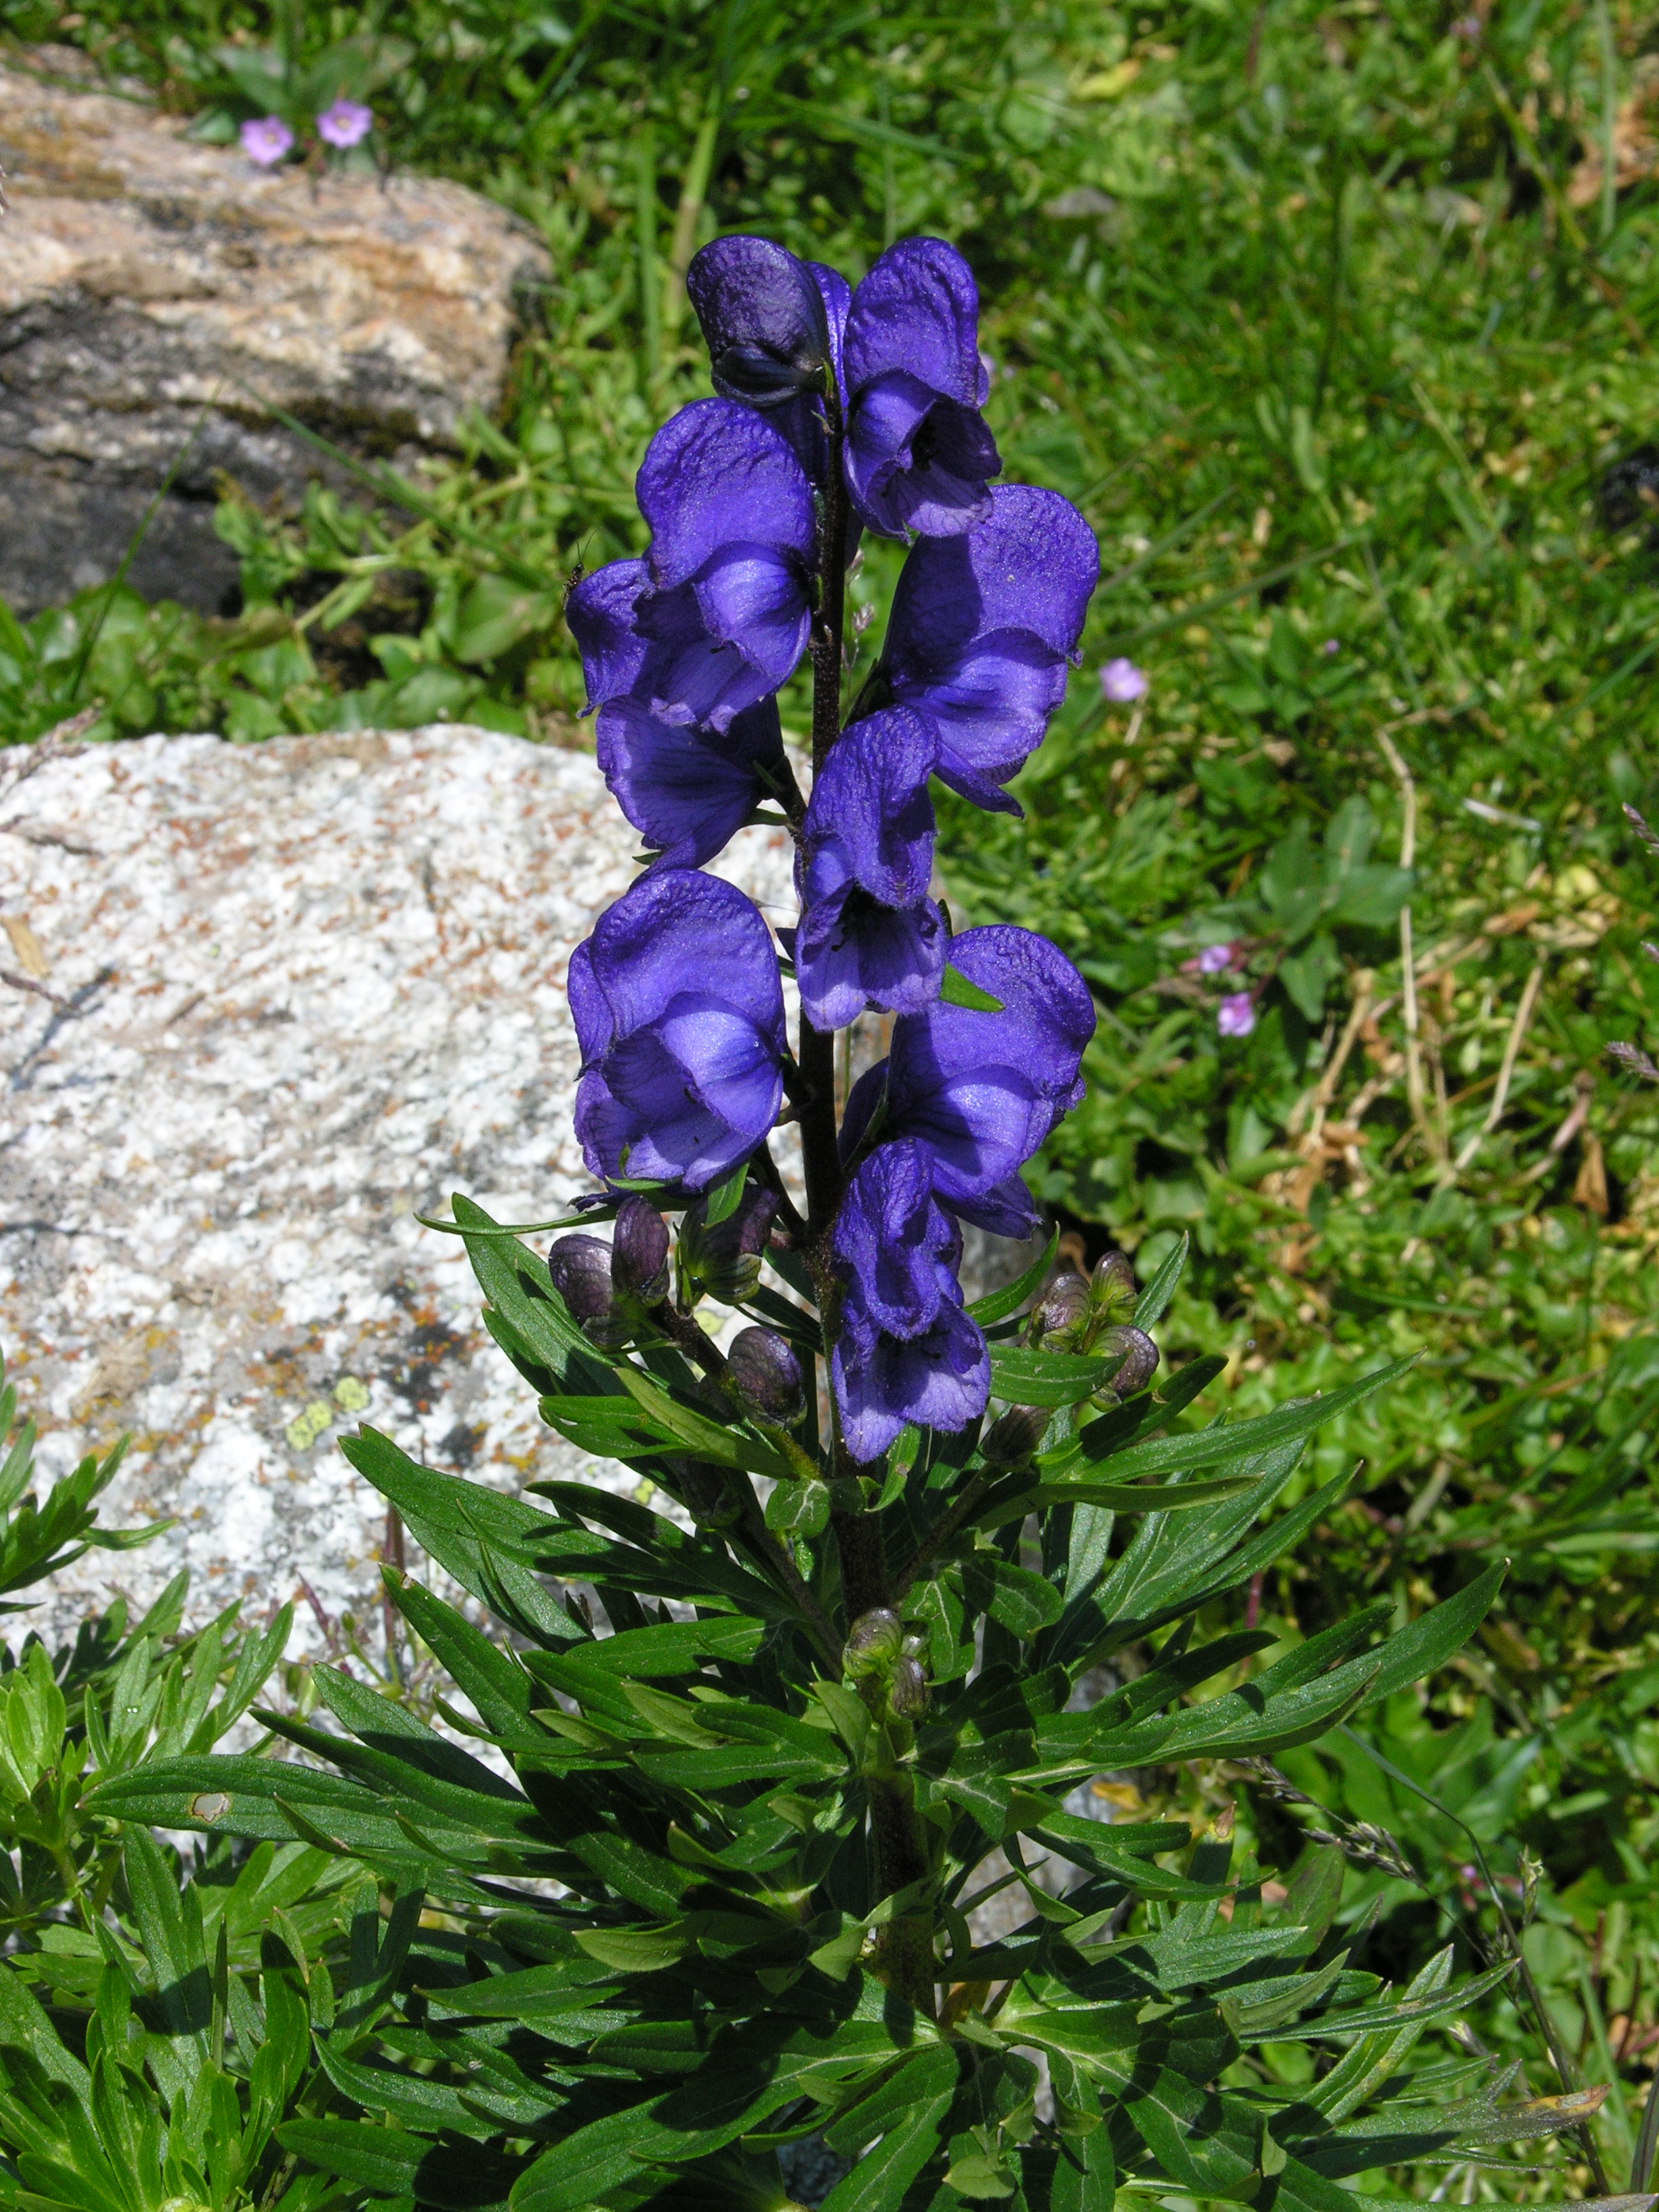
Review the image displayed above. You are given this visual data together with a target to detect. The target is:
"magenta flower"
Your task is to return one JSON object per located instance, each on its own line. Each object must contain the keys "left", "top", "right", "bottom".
{"left": 316, "top": 98, "right": 373, "bottom": 149}
{"left": 1099, "top": 656, "right": 1147, "bottom": 704}
{"left": 240, "top": 115, "right": 295, "bottom": 168}
{"left": 1195, "top": 943, "right": 1237, "bottom": 977}
{"left": 1217, "top": 991, "right": 1256, "bottom": 1039}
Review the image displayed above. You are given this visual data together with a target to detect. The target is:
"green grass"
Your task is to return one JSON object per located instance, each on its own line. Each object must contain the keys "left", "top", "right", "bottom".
{"left": 7, "top": 0, "right": 1659, "bottom": 2188}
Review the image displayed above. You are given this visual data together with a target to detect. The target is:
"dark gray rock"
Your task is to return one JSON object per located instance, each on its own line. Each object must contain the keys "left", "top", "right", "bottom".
{"left": 0, "top": 54, "right": 550, "bottom": 615}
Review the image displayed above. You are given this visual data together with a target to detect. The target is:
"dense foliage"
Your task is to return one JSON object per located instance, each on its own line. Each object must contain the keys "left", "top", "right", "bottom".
{"left": 5, "top": 0, "right": 1659, "bottom": 2192}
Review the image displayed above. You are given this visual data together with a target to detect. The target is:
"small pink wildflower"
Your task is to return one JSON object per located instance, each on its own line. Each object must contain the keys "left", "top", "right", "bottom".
{"left": 1099, "top": 656, "right": 1148, "bottom": 704}
{"left": 316, "top": 98, "right": 373, "bottom": 149}
{"left": 1196, "top": 943, "right": 1236, "bottom": 976}
{"left": 240, "top": 115, "right": 295, "bottom": 167}
{"left": 1217, "top": 991, "right": 1256, "bottom": 1038}
{"left": 1322, "top": 637, "right": 1340, "bottom": 655}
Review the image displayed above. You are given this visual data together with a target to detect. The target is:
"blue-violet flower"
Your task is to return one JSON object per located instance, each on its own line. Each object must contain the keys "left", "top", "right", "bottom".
{"left": 831, "top": 1139, "right": 989, "bottom": 1459}
{"left": 876, "top": 485, "right": 1099, "bottom": 812}
{"left": 570, "top": 868, "right": 786, "bottom": 1194}
{"left": 842, "top": 238, "right": 1001, "bottom": 539}
{"left": 841, "top": 924, "right": 1096, "bottom": 1236}
{"left": 795, "top": 708, "right": 945, "bottom": 1030}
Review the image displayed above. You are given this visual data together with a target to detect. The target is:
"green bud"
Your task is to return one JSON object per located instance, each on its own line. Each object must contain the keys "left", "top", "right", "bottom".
{"left": 680, "top": 1185, "right": 778, "bottom": 1305}
{"left": 1089, "top": 1248, "right": 1138, "bottom": 1328}
{"left": 983, "top": 1405, "right": 1046, "bottom": 1465}
{"left": 1026, "top": 1271, "right": 1090, "bottom": 1350}
{"left": 888, "top": 1656, "right": 928, "bottom": 1717}
{"left": 844, "top": 1607, "right": 903, "bottom": 1677}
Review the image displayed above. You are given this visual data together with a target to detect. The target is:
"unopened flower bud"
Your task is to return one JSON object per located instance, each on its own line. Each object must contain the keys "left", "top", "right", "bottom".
{"left": 680, "top": 1185, "right": 778, "bottom": 1305}
{"left": 611, "top": 1195, "right": 671, "bottom": 1304}
{"left": 1089, "top": 1249, "right": 1137, "bottom": 1327}
{"left": 983, "top": 1405, "right": 1046, "bottom": 1466}
{"left": 844, "top": 1607, "right": 903, "bottom": 1678}
{"left": 726, "top": 1326, "right": 804, "bottom": 1423}
{"left": 1097, "top": 1325, "right": 1158, "bottom": 1397}
{"left": 888, "top": 1656, "right": 928, "bottom": 1717}
{"left": 547, "top": 1235, "right": 628, "bottom": 1346}
{"left": 1027, "top": 1271, "right": 1090, "bottom": 1350}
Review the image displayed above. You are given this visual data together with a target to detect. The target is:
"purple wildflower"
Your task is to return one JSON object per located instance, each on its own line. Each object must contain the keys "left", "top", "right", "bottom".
{"left": 796, "top": 708, "right": 946, "bottom": 1030}
{"left": 1195, "top": 943, "right": 1237, "bottom": 977}
{"left": 1099, "top": 656, "right": 1147, "bottom": 704}
{"left": 240, "top": 116, "right": 295, "bottom": 168}
{"left": 569, "top": 869, "right": 786, "bottom": 1195}
{"left": 842, "top": 238, "right": 1002, "bottom": 538}
{"left": 831, "top": 1140, "right": 989, "bottom": 1460}
{"left": 568, "top": 401, "right": 816, "bottom": 735}
{"left": 874, "top": 485, "right": 1099, "bottom": 813}
{"left": 1217, "top": 991, "right": 1256, "bottom": 1038}
{"left": 316, "top": 98, "right": 373, "bottom": 148}
{"left": 840, "top": 924, "right": 1097, "bottom": 1236}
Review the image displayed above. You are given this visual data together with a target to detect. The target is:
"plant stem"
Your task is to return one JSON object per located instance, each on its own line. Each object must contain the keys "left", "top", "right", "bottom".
{"left": 800, "top": 386, "right": 848, "bottom": 1237}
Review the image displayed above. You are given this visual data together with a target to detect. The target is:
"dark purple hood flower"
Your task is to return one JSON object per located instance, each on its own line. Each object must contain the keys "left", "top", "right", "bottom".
{"left": 686, "top": 234, "right": 840, "bottom": 409}
{"left": 596, "top": 693, "right": 785, "bottom": 871}
{"left": 842, "top": 238, "right": 1000, "bottom": 539}
{"left": 830, "top": 1139, "right": 989, "bottom": 1460}
{"left": 876, "top": 485, "right": 1099, "bottom": 812}
{"left": 566, "top": 400, "right": 815, "bottom": 735}
{"left": 840, "top": 924, "right": 1096, "bottom": 1236}
{"left": 795, "top": 708, "right": 945, "bottom": 1031}
{"left": 569, "top": 869, "right": 787, "bottom": 1195}
{"left": 685, "top": 236, "right": 853, "bottom": 489}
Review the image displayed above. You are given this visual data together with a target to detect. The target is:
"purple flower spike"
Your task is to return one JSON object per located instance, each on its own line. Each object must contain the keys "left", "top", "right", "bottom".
{"left": 878, "top": 485, "right": 1099, "bottom": 811}
{"left": 796, "top": 708, "right": 945, "bottom": 1031}
{"left": 686, "top": 236, "right": 835, "bottom": 409}
{"left": 596, "top": 693, "right": 784, "bottom": 870}
{"left": 830, "top": 1140, "right": 989, "bottom": 1460}
{"left": 570, "top": 869, "right": 786, "bottom": 1195}
{"left": 630, "top": 399, "right": 817, "bottom": 731}
{"left": 842, "top": 924, "right": 1096, "bottom": 1236}
{"left": 316, "top": 97, "right": 373, "bottom": 148}
{"left": 843, "top": 237, "right": 1002, "bottom": 538}
{"left": 241, "top": 115, "right": 294, "bottom": 167}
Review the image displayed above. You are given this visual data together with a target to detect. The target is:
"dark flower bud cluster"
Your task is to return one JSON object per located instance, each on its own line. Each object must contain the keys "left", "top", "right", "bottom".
{"left": 1025, "top": 1249, "right": 1159, "bottom": 1401}
{"left": 843, "top": 1608, "right": 928, "bottom": 1719}
{"left": 559, "top": 228, "right": 1102, "bottom": 1457}
{"left": 547, "top": 1198, "right": 676, "bottom": 1349}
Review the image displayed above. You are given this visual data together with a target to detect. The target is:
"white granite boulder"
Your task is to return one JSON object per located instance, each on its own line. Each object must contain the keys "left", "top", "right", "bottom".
{"left": 0, "top": 726, "right": 798, "bottom": 1649}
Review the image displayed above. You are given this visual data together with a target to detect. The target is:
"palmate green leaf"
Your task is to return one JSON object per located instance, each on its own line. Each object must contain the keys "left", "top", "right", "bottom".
{"left": 1133, "top": 1230, "right": 1188, "bottom": 1330}
{"left": 506, "top": 2009, "right": 918, "bottom": 2212}
{"left": 608, "top": 1366, "right": 798, "bottom": 1484}
{"left": 339, "top": 1429, "right": 592, "bottom": 1645}
{"left": 83, "top": 1755, "right": 429, "bottom": 1863}
{"left": 1294, "top": 2083, "right": 1613, "bottom": 2173}
{"left": 1042, "top": 1356, "right": 1413, "bottom": 1485}
{"left": 279, "top": 2117, "right": 525, "bottom": 2209}
{"left": 986, "top": 1345, "right": 1120, "bottom": 1407}
{"left": 1238, "top": 1954, "right": 1517, "bottom": 2050}
{"left": 819, "top": 2043, "right": 959, "bottom": 2209}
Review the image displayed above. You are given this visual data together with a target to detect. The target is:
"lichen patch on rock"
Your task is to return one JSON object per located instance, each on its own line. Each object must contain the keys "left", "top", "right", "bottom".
{"left": 0, "top": 725, "right": 797, "bottom": 1650}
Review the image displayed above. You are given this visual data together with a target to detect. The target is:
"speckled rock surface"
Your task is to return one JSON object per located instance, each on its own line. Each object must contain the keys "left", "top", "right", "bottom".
{"left": 0, "top": 726, "right": 798, "bottom": 1650}
{"left": 0, "top": 54, "right": 550, "bottom": 614}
